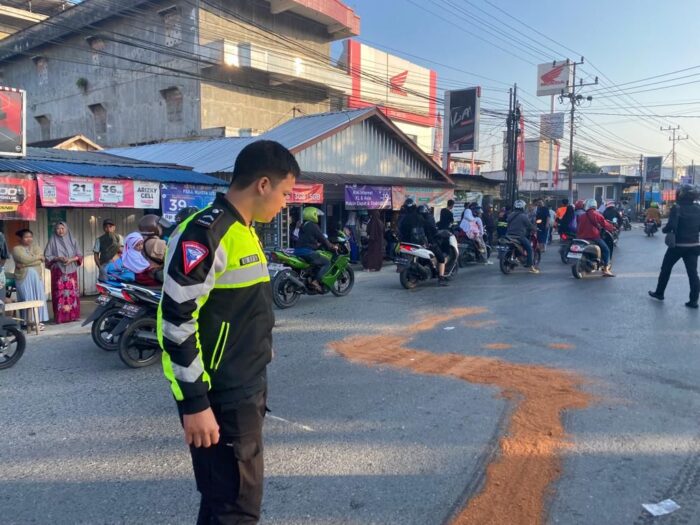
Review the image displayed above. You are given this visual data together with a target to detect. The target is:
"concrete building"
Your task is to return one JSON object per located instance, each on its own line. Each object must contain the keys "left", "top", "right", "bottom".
{"left": 0, "top": 0, "right": 360, "bottom": 147}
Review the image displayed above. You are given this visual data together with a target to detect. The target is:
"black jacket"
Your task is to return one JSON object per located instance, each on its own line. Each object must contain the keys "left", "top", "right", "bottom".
{"left": 297, "top": 221, "right": 333, "bottom": 251}
{"left": 399, "top": 212, "right": 426, "bottom": 244}
{"left": 437, "top": 208, "right": 454, "bottom": 230}
{"left": 663, "top": 203, "right": 700, "bottom": 246}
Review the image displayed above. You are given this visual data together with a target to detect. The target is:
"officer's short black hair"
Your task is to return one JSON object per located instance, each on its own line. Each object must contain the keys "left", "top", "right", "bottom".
{"left": 447, "top": 199, "right": 455, "bottom": 207}
{"left": 231, "top": 140, "right": 300, "bottom": 189}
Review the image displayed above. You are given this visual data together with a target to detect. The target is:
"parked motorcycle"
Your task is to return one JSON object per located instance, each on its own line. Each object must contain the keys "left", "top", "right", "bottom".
{"left": 82, "top": 280, "right": 127, "bottom": 351}
{"left": 0, "top": 303, "right": 25, "bottom": 370}
{"left": 569, "top": 230, "right": 615, "bottom": 279}
{"left": 644, "top": 219, "right": 659, "bottom": 237}
{"left": 396, "top": 230, "right": 459, "bottom": 289}
{"left": 269, "top": 233, "right": 354, "bottom": 309}
{"left": 111, "top": 284, "right": 162, "bottom": 368}
{"left": 498, "top": 232, "right": 541, "bottom": 274}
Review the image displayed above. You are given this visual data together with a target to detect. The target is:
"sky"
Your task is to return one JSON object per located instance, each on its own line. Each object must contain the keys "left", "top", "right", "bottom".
{"left": 341, "top": 0, "right": 700, "bottom": 170}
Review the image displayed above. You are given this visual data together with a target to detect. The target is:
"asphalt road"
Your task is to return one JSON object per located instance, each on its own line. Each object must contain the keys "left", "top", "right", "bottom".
{"left": 2, "top": 226, "right": 699, "bottom": 524}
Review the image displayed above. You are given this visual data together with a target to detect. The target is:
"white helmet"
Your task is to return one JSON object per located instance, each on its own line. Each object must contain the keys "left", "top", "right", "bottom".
{"left": 513, "top": 199, "right": 526, "bottom": 210}
{"left": 584, "top": 198, "right": 598, "bottom": 211}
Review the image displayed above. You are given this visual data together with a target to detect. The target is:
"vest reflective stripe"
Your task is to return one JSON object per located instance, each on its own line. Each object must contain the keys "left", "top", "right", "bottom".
{"left": 170, "top": 354, "right": 206, "bottom": 383}
{"left": 216, "top": 264, "right": 270, "bottom": 287}
{"left": 161, "top": 317, "right": 196, "bottom": 345}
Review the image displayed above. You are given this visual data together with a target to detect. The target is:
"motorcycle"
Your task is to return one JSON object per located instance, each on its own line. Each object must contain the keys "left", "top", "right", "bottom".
{"left": 396, "top": 230, "right": 459, "bottom": 289}
{"left": 569, "top": 230, "right": 615, "bottom": 279}
{"left": 269, "top": 233, "right": 354, "bottom": 309}
{"left": 452, "top": 227, "right": 491, "bottom": 266}
{"left": 497, "top": 231, "right": 541, "bottom": 274}
{"left": 622, "top": 215, "right": 632, "bottom": 231}
{"left": 0, "top": 303, "right": 26, "bottom": 370}
{"left": 110, "top": 284, "right": 162, "bottom": 368}
{"left": 82, "top": 280, "right": 127, "bottom": 351}
{"left": 645, "top": 219, "right": 659, "bottom": 237}
{"left": 610, "top": 218, "right": 620, "bottom": 245}
{"left": 558, "top": 231, "right": 575, "bottom": 264}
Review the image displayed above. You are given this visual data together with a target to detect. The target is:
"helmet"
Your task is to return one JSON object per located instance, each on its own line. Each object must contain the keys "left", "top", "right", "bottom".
{"left": 513, "top": 199, "right": 526, "bottom": 210}
{"left": 650, "top": 202, "right": 659, "bottom": 208}
{"left": 574, "top": 199, "right": 585, "bottom": 210}
{"left": 302, "top": 207, "right": 324, "bottom": 224}
{"left": 584, "top": 199, "right": 598, "bottom": 211}
{"left": 676, "top": 184, "right": 699, "bottom": 204}
{"left": 403, "top": 198, "right": 416, "bottom": 209}
{"left": 417, "top": 204, "right": 430, "bottom": 214}
{"left": 175, "top": 206, "right": 199, "bottom": 224}
{"left": 605, "top": 200, "right": 615, "bottom": 208}
{"left": 138, "top": 214, "right": 164, "bottom": 237}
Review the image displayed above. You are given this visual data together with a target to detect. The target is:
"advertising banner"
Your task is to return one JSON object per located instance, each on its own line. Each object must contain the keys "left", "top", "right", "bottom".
{"left": 0, "top": 87, "right": 26, "bottom": 157}
{"left": 161, "top": 183, "right": 226, "bottom": 221}
{"left": 645, "top": 156, "right": 663, "bottom": 182}
{"left": 537, "top": 60, "right": 572, "bottom": 96}
{"left": 540, "top": 112, "right": 565, "bottom": 139}
{"left": 38, "top": 175, "right": 161, "bottom": 209}
{"left": 345, "top": 185, "right": 392, "bottom": 209}
{"left": 444, "top": 87, "right": 480, "bottom": 153}
{"left": 0, "top": 175, "right": 35, "bottom": 220}
{"left": 391, "top": 186, "right": 454, "bottom": 211}
{"left": 288, "top": 184, "right": 324, "bottom": 204}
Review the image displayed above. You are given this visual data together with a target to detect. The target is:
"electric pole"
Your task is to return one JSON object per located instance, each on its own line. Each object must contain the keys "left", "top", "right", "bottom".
{"left": 661, "top": 125, "right": 688, "bottom": 191}
{"left": 559, "top": 58, "right": 598, "bottom": 202}
{"left": 638, "top": 154, "right": 644, "bottom": 216}
{"left": 504, "top": 84, "right": 520, "bottom": 205}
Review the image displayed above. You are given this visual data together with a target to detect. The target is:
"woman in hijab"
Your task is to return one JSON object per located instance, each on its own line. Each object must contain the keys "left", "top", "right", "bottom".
{"left": 362, "top": 209, "right": 385, "bottom": 272}
{"left": 122, "top": 232, "right": 161, "bottom": 286}
{"left": 45, "top": 221, "right": 82, "bottom": 323}
{"left": 12, "top": 228, "right": 49, "bottom": 330}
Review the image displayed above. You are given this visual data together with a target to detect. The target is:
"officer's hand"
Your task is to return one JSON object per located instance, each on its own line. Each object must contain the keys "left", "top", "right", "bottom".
{"left": 183, "top": 408, "right": 220, "bottom": 448}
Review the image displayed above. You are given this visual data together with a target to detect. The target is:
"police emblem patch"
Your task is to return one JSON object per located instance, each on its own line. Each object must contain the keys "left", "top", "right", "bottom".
{"left": 182, "top": 241, "right": 209, "bottom": 275}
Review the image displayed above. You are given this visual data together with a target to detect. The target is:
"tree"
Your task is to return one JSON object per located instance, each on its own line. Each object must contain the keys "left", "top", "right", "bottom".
{"left": 563, "top": 151, "right": 599, "bottom": 173}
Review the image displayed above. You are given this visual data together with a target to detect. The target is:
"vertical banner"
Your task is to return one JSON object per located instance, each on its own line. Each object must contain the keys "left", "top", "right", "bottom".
{"left": 444, "top": 87, "right": 480, "bottom": 153}
{"left": 645, "top": 156, "right": 663, "bottom": 182}
{"left": 0, "top": 87, "right": 26, "bottom": 157}
{"left": 517, "top": 113, "right": 525, "bottom": 181}
{"left": 0, "top": 175, "right": 36, "bottom": 220}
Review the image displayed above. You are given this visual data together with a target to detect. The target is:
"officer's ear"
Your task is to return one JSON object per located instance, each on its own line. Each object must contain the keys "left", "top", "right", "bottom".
{"left": 255, "top": 176, "right": 272, "bottom": 196}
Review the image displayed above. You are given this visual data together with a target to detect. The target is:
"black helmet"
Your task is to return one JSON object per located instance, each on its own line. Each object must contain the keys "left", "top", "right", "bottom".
{"left": 676, "top": 184, "right": 699, "bottom": 204}
{"left": 175, "top": 206, "right": 199, "bottom": 224}
{"left": 403, "top": 198, "right": 416, "bottom": 209}
{"left": 138, "top": 214, "right": 163, "bottom": 237}
{"left": 417, "top": 204, "right": 430, "bottom": 215}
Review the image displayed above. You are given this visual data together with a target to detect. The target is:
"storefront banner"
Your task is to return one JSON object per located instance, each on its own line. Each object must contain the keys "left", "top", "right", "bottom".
{"left": 344, "top": 185, "right": 392, "bottom": 209}
{"left": 0, "top": 175, "right": 36, "bottom": 220}
{"left": 288, "top": 184, "right": 324, "bottom": 204}
{"left": 37, "top": 175, "right": 161, "bottom": 209}
{"left": 391, "top": 186, "right": 454, "bottom": 211}
{"left": 161, "top": 183, "right": 226, "bottom": 221}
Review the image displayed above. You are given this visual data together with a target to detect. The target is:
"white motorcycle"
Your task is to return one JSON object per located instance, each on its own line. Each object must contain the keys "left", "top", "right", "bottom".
{"left": 395, "top": 231, "right": 459, "bottom": 289}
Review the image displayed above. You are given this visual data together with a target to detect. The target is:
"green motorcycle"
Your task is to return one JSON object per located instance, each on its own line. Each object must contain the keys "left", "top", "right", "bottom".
{"left": 269, "top": 234, "right": 354, "bottom": 309}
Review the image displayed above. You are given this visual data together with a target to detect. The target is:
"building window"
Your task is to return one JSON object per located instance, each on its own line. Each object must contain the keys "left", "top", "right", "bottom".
{"left": 89, "top": 103, "right": 107, "bottom": 135}
{"left": 160, "top": 7, "right": 182, "bottom": 48}
{"left": 87, "top": 36, "right": 105, "bottom": 66}
{"left": 35, "top": 115, "right": 50, "bottom": 141}
{"left": 160, "top": 87, "right": 183, "bottom": 122}
{"left": 33, "top": 56, "right": 48, "bottom": 86}
{"left": 605, "top": 185, "right": 615, "bottom": 199}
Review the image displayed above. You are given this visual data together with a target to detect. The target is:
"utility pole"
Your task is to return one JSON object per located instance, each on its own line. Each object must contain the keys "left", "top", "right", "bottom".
{"left": 559, "top": 58, "right": 598, "bottom": 202}
{"left": 661, "top": 125, "right": 688, "bottom": 192}
{"left": 504, "top": 84, "right": 520, "bottom": 205}
{"left": 638, "top": 154, "right": 644, "bottom": 216}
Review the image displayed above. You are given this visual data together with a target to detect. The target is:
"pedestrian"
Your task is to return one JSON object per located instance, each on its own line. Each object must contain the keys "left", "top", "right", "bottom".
{"left": 437, "top": 199, "right": 455, "bottom": 230}
{"left": 44, "top": 221, "right": 82, "bottom": 323}
{"left": 362, "top": 209, "right": 384, "bottom": 272}
{"left": 93, "top": 219, "right": 123, "bottom": 280}
{"left": 548, "top": 205, "right": 556, "bottom": 244}
{"left": 481, "top": 203, "right": 496, "bottom": 246}
{"left": 158, "top": 140, "right": 299, "bottom": 524}
{"left": 11, "top": 228, "right": 49, "bottom": 329}
{"left": 534, "top": 199, "right": 550, "bottom": 252}
{"left": 649, "top": 184, "right": 700, "bottom": 308}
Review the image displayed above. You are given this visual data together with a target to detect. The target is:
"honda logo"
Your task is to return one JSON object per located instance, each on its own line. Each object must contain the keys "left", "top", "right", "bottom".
{"left": 390, "top": 70, "right": 408, "bottom": 96}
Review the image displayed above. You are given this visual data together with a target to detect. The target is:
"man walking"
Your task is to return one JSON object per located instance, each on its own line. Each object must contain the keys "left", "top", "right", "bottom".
{"left": 437, "top": 199, "right": 455, "bottom": 230}
{"left": 158, "top": 140, "right": 299, "bottom": 524}
{"left": 93, "top": 219, "right": 123, "bottom": 279}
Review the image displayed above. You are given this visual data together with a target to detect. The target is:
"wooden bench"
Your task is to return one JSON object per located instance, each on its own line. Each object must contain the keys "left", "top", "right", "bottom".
{"left": 3, "top": 300, "right": 45, "bottom": 335}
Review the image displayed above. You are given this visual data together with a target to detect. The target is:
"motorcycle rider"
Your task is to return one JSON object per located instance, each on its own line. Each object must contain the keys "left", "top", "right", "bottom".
{"left": 603, "top": 200, "right": 623, "bottom": 227}
{"left": 294, "top": 206, "right": 337, "bottom": 291}
{"left": 419, "top": 205, "right": 449, "bottom": 286}
{"left": 505, "top": 199, "right": 539, "bottom": 273}
{"left": 577, "top": 199, "right": 615, "bottom": 277}
{"left": 645, "top": 202, "right": 662, "bottom": 227}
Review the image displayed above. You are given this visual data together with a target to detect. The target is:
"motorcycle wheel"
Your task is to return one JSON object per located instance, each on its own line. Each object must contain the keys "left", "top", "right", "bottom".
{"left": 399, "top": 268, "right": 418, "bottom": 289}
{"left": 499, "top": 252, "right": 513, "bottom": 275}
{"left": 0, "top": 326, "right": 26, "bottom": 370}
{"left": 271, "top": 271, "right": 302, "bottom": 309}
{"left": 118, "top": 318, "right": 160, "bottom": 368}
{"left": 572, "top": 260, "right": 584, "bottom": 279}
{"left": 91, "top": 308, "right": 124, "bottom": 351}
{"left": 330, "top": 267, "right": 355, "bottom": 297}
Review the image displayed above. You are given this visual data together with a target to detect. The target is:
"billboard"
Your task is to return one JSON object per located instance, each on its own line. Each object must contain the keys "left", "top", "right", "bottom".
{"left": 345, "top": 185, "right": 392, "bottom": 210}
{"left": 37, "top": 175, "right": 160, "bottom": 208}
{"left": 645, "top": 156, "right": 662, "bottom": 182}
{"left": 0, "top": 176, "right": 35, "bottom": 220}
{"left": 288, "top": 184, "right": 324, "bottom": 205}
{"left": 342, "top": 40, "right": 437, "bottom": 127}
{"left": 391, "top": 186, "right": 454, "bottom": 211}
{"left": 0, "top": 87, "right": 25, "bottom": 157}
{"left": 540, "top": 112, "right": 565, "bottom": 139}
{"left": 537, "top": 60, "right": 573, "bottom": 97}
{"left": 444, "top": 87, "right": 480, "bottom": 153}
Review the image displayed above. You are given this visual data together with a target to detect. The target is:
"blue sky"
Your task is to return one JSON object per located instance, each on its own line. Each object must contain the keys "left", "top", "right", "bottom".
{"left": 342, "top": 0, "right": 700, "bottom": 168}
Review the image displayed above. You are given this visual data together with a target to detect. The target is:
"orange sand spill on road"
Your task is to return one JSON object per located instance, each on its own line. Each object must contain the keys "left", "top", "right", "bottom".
{"left": 483, "top": 343, "right": 513, "bottom": 350}
{"left": 463, "top": 319, "right": 498, "bottom": 328}
{"left": 328, "top": 308, "right": 589, "bottom": 525}
{"left": 549, "top": 343, "right": 574, "bottom": 350}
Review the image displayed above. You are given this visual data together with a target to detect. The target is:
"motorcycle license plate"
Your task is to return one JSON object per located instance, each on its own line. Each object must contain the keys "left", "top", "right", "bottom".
{"left": 567, "top": 253, "right": 582, "bottom": 259}
{"left": 95, "top": 295, "right": 110, "bottom": 306}
{"left": 119, "top": 304, "right": 142, "bottom": 318}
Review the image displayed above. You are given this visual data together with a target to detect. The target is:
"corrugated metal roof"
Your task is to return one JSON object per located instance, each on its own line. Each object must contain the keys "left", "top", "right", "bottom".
{"left": 108, "top": 108, "right": 375, "bottom": 174}
{"left": 0, "top": 157, "right": 224, "bottom": 185}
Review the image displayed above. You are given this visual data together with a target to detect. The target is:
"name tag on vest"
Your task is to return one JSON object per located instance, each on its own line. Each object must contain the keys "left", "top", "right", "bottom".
{"left": 239, "top": 254, "right": 260, "bottom": 266}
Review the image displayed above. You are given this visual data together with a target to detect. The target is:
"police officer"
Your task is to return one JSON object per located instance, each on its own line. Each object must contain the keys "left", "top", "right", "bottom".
{"left": 158, "top": 140, "right": 299, "bottom": 524}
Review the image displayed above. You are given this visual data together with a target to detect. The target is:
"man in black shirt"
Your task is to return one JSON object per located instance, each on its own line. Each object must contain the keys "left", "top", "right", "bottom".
{"left": 437, "top": 199, "right": 455, "bottom": 230}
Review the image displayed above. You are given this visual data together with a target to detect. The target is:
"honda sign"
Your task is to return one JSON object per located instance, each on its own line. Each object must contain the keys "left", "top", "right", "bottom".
{"left": 444, "top": 87, "right": 480, "bottom": 153}
{"left": 537, "top": 60, "right": 573, "bottom": 97}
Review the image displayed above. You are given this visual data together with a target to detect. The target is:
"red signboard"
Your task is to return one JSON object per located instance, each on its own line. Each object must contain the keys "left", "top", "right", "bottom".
{"left": 287, "top": 184, "right": 323, "bottom": 204}
{"left": 37, "top": 174, "right": 160, "bottom": 208}
{"left": 0, "top": 87, "right": 26, "bottom": 157}
{"left": 0, "top": 176, "right": 36, "bottom": 220}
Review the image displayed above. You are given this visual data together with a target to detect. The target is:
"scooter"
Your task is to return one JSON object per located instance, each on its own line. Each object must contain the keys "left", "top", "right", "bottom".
{"left": 82, "top": 280, "right": 127, "bottom": 351}
{"left": 498, "top": 231, "right": 540, "bottom": 274}
{"left": 569, "top": 230, "right": 615, "bottom": 279}
{"left": 645, "top": 220, "right": 659, "bottom": 237}
{"left": 110, "top": 284, "right": 162, "bottom": 368}
{"left": 453, "top": 227, "right": 491, "bottom": 266}
{"left": 622, "top": 215, "right": 632, "bottom": 231}
{"left": 396, "top": 231, "right": 459, "bottom": 289}
{"left": 0, "top": 303, "right": 26, "bottom": 370}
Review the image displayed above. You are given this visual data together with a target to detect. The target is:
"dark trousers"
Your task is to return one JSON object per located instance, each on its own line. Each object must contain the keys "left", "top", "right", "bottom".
{"left": 300, "top": 252, "right": 330, "bottom": 281}
{"left": 517, "top": 236, "right": 533, "bottom": 267}
{"left": 654, "top": 246, "right": 700, "bottom": 303}
{"left": 183, "top": 390, "right": 266, "bottom": 525}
